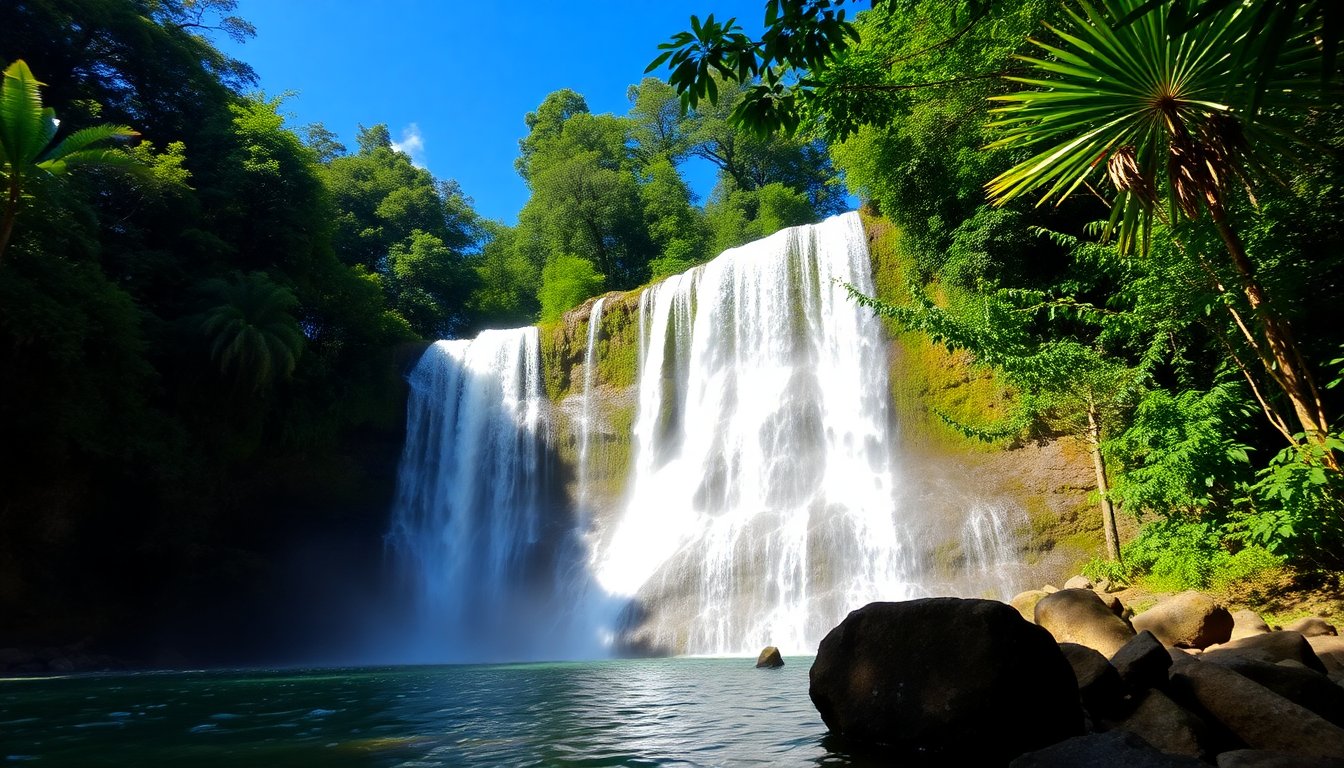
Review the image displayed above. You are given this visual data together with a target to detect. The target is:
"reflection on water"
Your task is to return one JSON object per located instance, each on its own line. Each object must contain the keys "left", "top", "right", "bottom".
{"left": 0, "top": 659, "right": 887, "bottom": 766}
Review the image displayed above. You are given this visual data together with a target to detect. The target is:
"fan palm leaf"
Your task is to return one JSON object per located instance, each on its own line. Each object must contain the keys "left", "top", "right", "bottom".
{"left": 984, "top": 0, "right": 1323, "bottom": 254}
{"left": 1, "top": 59, "right": 139, "bottom": 262}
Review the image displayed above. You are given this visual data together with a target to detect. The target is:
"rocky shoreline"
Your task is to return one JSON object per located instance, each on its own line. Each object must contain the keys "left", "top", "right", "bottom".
{"left": 807, "top": 581, "right": 1344, "bottom": 766}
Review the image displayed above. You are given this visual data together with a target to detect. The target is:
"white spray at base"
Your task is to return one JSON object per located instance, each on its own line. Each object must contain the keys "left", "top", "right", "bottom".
{"left": 386, "top": 212, "right": 1025, "bottom": 661}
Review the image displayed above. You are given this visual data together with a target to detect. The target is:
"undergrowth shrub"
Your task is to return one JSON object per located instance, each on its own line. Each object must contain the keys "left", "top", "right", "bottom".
{"left": 1101, "top": 518, "right": 1286, "bottom": 592}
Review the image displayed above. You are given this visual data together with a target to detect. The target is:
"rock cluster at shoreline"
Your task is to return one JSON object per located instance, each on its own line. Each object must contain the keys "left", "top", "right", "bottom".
{"left": 810, "top": 585, "right": 1344, "bottom": 766}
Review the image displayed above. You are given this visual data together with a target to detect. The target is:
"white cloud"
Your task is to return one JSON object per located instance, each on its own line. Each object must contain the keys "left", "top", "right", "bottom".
{"left": 391, "top": 123, "right": 427, "bottom": 168}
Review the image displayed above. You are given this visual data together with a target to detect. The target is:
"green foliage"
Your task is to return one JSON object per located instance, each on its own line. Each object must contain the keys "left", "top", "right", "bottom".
{"left": 827, "top": 0, "right": 1053, "bottom": 282}
{"left": 985, "top": 0, "right": 1326, "bottom": 255}
{"left": 706, "top": 181, "right": 816, "bottom": 253}
{"left": 1122, "top": 518, "right": 1226, "bottom": 591}
{"left": 1119, "top": 518, "right": 1286, "bottom": 592}
{"left": 0, "top": 7, "right": 468, "bottom": 647}
{"left": 1209, "top": 545, "right": 1286, "bottom": 593}
{"left": 1236, "top": 434, "right": 1344, "bottom": 563}
{"left": 468, "top": 221, "right": 538, "bottom": 328}
{"left": 317, "top": 122, "right": 482, "bottom": 338}
{"left": 539, "top": 255, "right": 605, "bottom": 323}
{"left": 0, "top": 59, "right": 139, "bottom": 259}
{"left": 194, "top": 271, "right": 303, "bottom": 393}
{"left": 1080, "top": 555, "right": 1129, "bottom": 586}
{"left": 516, "top": 82, "right": 844, "bottom": 317}
{"left": 1107, "top": 383, "right": 1254, "bottom": 516}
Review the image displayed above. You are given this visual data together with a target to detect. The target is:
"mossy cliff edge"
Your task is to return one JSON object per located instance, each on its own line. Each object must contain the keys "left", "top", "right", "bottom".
{"left": 537, "top": 214, "right": 1102, "bottom": 588}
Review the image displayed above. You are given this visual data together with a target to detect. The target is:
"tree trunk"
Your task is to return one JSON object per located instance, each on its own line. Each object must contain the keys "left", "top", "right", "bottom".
{"left": 0, "top": 174, "right": 19, "bottom": 265}
{"left": 1209, "top": 203, "right": 1337, "bottom": 469}
{"left": 1087, "top": 402, "right": 1122, "bottom": 563}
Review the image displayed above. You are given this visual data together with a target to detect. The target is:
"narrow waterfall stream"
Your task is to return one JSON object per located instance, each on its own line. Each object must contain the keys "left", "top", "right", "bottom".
{"left": 576, "top": 296, "right": 607, "bottom": 521}
{"left": 386, "top": 212, "right": 1023, "bottom": 662}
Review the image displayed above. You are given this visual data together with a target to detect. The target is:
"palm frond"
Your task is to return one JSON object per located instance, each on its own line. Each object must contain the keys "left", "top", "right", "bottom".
{"left": 0, "top": 60, "right": 46, "bottom": 168}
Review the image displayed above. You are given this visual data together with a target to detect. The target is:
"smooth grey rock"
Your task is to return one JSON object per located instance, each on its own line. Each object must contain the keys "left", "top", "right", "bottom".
{"left": 1064, "top": 575, "right": 1093, "bottom": 590}
{"left": 1205, "top": 655, "right": 1344, "bottom": 726}
{"left": 1309, "top": 635, "right": 1344, "bottom": 676}
{"left": 1172, "top": 659, "right": 1344, "bottom": 759}
{"left": 1036, "top": 588, "right": 1136, "bottom": 657}
{"left": 1230, "top": 610, "right": 1272, "bottom": 641}
{"left": 1133, "top": 591, "right": 1234, "bottom": 649}
{"left": 1010, "top": 590, "right": 1050, "bottom": 623}
{"left": 1203, "top": 631, "right": 1328, "bottom": 675}
{"left": 1286, "top": 616, "right": 1340, "bottom": 638}
{"left": 1110, "top": 688, "right": 1215, "bottom": 760}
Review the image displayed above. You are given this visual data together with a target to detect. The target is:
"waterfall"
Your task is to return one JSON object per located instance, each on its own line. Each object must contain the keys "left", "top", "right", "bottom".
{"left": 386, "top": 212, "right": 1026, "bottom": 662}
{"left": 595, "top": 212, "right": 919, "bottom": 655}
{"left": 576, "top": 297, "right": 607, "bottom": 519}
{"left": 386, "top": 328, "right": 599, "bottom": 662}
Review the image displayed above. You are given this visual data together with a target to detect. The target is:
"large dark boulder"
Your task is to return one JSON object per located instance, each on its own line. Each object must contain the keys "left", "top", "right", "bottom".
{"left": 809, "top": 598, "right": 1084, "bottom": 763}
{"left": 1111, "top": 631, "right": 1173, "bottom": 692}
{"left": 1058, "top": 642, "right": 1123, "bottom": 715}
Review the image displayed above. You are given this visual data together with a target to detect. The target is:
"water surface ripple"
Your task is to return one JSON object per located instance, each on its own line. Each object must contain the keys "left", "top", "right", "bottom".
{"left": 1, "top": 658, "right": 885, "bottom": 766}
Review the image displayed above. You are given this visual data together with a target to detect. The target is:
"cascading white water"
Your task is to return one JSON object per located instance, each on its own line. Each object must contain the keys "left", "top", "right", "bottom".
{"left": 594, "top": 212, "right": 920, "bottom": 655}
{"left": 386, "top": 328, "right": 602, "bottom": 662}
{"left": 959, "top": 501, "right": 1029, "bottom": 600}
{"left": 576, "top": 297, "right": 607, "bottom": 519}
{"left": 387, "top": 212, "right": 1026, "bottom": 662}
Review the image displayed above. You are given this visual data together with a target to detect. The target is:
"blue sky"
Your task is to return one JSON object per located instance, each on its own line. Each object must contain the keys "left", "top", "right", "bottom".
{"left": 217, "top": 0, "right": 794, "bottom": 224}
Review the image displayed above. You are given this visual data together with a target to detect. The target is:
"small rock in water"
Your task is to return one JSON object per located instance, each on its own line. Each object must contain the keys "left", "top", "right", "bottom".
{"left": 755, "top": 646, "right": 784, "bottom": 668}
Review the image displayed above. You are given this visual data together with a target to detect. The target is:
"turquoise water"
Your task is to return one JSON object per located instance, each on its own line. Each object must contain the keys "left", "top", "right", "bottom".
{"left": 1, "top": 658, "right": 878, "bottom": 766}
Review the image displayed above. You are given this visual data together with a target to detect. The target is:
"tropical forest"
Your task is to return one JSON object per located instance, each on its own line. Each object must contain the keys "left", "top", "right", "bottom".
{"left": 2, "top": 0, "right": 1343, "bottom": 765}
